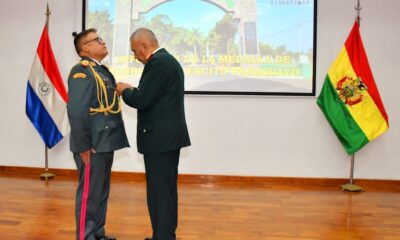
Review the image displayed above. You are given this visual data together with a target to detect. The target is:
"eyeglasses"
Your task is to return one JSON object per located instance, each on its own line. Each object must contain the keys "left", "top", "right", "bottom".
{"left": 83, "top": 37, "right": 104, "bottom": 45}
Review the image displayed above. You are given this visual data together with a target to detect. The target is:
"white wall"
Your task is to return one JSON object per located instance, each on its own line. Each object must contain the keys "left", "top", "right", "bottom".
{"left": 1, "top": 0, "right": 399, "bottom": 179}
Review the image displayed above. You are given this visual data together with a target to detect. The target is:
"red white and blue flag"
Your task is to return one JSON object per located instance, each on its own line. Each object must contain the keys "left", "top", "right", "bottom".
{"left": 26, "top": 25, "right": 69, "bottom": 148}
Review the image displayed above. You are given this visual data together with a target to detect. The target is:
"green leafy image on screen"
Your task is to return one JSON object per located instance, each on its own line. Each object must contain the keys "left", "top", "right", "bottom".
{"left": 86, "top": 0, "right": 316, "bottom": 95}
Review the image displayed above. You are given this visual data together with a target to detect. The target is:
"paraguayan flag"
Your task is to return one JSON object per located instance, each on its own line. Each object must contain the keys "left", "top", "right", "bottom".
{"left": 26, "top": 25, "right": 69, "bottom": 148}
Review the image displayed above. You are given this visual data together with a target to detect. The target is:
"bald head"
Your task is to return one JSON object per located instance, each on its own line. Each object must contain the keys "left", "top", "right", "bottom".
{"left": 130, "top": 28, "right": 159, "bottom": 64}
{"left": 130, "top": 28, "right": 159, "bottom": 46}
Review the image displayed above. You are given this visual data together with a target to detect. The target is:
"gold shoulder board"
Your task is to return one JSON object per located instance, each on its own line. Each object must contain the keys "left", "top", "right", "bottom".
{"left": 81, "top": 60, "right": 89, "bottom": 67}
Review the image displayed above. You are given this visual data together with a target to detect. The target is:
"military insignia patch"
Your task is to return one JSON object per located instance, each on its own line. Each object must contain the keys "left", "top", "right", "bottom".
{"left": 73, "top": 73, "right": 87, "bottom": 79}
{"left": 336, "top": 76, "right": 368, "bottom": 106}
{"left": 98, "top": 72, "right": 111, "bottom": 88}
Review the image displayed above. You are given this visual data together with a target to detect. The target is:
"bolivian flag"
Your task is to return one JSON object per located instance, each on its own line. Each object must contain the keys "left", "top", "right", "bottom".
{"left": 317, "top": 21, "right": 389, "bottom": 155}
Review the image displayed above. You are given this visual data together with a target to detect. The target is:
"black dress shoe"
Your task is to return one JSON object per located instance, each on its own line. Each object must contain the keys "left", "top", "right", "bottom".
{"left": 144, "top": 238, "right": 153, "bottom": 240}
{"left": 96, "top": 235, "right": 116, "bottom": 240}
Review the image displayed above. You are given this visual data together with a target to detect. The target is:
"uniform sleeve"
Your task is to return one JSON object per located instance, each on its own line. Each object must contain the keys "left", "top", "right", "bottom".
{"left": 67, "top": 65, "right": 94, "bottom": 152}
{"left": 122, "top": 59, "right": 168, "bottom": 110}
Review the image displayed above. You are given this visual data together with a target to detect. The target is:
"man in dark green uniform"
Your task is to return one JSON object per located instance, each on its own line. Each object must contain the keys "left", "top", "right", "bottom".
{"left": 67, "top": 28, "right": 130, "bottom": 240}
{"left": 116, "top": 28, "right": 191, "bottom": 240}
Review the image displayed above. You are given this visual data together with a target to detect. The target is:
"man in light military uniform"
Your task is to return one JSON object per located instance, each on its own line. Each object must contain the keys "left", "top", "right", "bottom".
{"left": 67, "top": 28, "right": 129, "bottom": 240}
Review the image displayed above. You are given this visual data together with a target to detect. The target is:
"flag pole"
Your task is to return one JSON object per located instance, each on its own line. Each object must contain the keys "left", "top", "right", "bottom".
{"left": 341, "top": 154, "right": 363, "bottom": 191}
{"left": 355, "top": 0, "right": 362, "bottom": 24}
{"left": 40, "top": 3, "right": 55, "bottom": 181}
{"left": 341, "top": 0, "right": 364, "bottom": 192}
{"left": 40, "top": 146, "right": 55, "bottom": 180}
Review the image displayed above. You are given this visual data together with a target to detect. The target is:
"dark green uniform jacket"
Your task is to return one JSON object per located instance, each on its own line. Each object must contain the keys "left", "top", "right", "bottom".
{"left": 67, "top": 57, "right": 130, "bottom": 153}
{"left": 122, "top": 48, "right": 191, "bottom": 154}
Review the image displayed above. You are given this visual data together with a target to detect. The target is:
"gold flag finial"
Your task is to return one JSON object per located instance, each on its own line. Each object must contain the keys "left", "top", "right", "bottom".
{"left": 46, "top": 3, "right": 51, "bottom": 16}
{"left": 45, "top": 3, "right": 51, "bottom": 29}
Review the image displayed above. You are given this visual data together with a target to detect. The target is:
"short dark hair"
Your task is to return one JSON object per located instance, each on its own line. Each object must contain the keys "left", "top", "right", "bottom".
{"left": 73, "top": 28, "right": 97, "bottom": 55}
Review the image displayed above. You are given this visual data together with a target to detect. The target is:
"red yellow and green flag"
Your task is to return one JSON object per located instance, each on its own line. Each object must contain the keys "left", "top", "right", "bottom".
{"left": 317, "top": 21, "right": 389, "bottom": 155}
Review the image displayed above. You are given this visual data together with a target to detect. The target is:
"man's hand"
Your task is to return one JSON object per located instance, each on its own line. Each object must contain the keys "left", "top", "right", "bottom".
{"left": 79, "top": 148, "right": 96, "bottom": 165}
{"left": 116, "top": 82, "right": 133, "bottom": 95}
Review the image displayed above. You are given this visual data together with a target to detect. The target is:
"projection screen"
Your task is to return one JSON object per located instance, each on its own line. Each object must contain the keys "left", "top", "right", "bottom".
{"left": 84, "top": 0, "right": 317, "bottom": 96}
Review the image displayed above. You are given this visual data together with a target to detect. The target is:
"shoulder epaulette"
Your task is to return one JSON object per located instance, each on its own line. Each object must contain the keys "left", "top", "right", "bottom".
{"left": 68, "top": 62, "right": 86, "bottom": 79}
{"left": 81, "top": 60, "right": 89, "bottom": 67}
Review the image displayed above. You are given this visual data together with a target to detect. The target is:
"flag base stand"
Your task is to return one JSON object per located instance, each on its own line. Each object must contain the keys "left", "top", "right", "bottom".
{"left": 341, "top": 183, "right": 363, "bottom": 192}
{"left": 341, "top": 154, "right": 363, "bottom": 192}
{"left": 40, "top": 169, "right": 55, "bottom": 180}
{"left": 40, "top": 147, "right": 55, "bottom": 180}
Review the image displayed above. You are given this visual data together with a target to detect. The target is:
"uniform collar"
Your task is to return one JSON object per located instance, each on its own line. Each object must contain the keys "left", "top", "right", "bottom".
{"left": 146, "top": 47, "right": 163, "bottom": 61}
{"left": 89, "top": 58, "right": 102, "bottom": 66}
{"left": 81, "top": 56, "right": 102, "bottom": 66}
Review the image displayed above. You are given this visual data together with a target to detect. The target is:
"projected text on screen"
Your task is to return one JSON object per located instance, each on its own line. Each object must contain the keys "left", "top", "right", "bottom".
{"left": 86, "top": 0, "right": 316, "bottom": 95}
